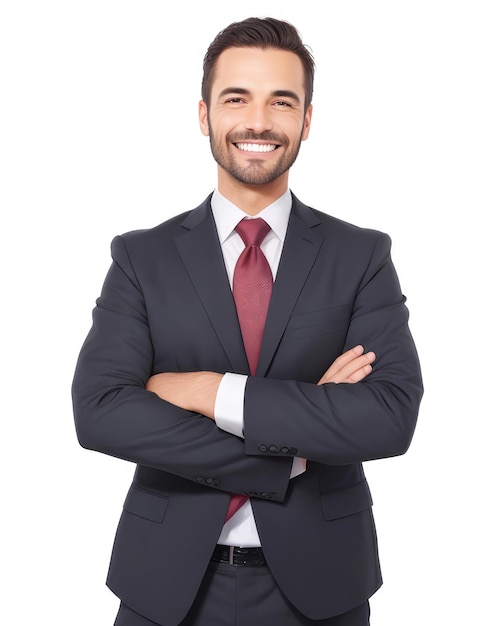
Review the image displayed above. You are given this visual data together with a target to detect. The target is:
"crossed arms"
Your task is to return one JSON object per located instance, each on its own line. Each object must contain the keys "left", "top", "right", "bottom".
{"left": 145, "top": 345, "right": 376, "bottom": 420}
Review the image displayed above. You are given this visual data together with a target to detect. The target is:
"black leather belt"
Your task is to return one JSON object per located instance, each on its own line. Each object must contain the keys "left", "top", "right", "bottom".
{"left": 211, "top": 544, "right": 266, "bottom": 566}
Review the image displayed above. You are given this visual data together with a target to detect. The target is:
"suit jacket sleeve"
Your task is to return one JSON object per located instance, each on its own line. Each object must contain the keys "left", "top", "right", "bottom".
{"left": 72, "top": 235, "right": 292, "bottom": 502}
{"left": 243, "top": 231, "right": 423, "bottom": 465}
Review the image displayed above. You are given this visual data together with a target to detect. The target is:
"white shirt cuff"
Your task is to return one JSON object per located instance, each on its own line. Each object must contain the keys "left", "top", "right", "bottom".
{"left": 214, "top": 372, "right": 248, "bottom": 438}
{"left": 291, "top": 456, "right": 307, "bottom": 477}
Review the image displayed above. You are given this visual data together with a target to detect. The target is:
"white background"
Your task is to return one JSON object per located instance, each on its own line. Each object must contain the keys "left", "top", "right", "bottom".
{"left": 1, "top": 1, "right": 479, "bottom": 624}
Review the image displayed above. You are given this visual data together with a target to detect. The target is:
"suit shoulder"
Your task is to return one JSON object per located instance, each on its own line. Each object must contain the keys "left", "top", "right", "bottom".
{"left": 111, "top": 194, "right": 213, "bottom": 251}
{"left": 312, "top": 206, "right": 389, "bottom": 242}
{"left": 117, "top": 209, "right": 192, "bottom": 245}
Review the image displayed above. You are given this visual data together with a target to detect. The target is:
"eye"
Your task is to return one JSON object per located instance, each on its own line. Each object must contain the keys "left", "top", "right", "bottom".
{"left": 273, "top": 100, "right": 293, "bottom": 108}
{"left": 225, "top": 97, "right": 246, "bottom": 105}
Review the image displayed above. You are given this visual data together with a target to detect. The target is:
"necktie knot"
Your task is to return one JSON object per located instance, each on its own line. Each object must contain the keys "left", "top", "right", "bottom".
{"left": 235, "top": 218, "right": 271, "bottom": 248}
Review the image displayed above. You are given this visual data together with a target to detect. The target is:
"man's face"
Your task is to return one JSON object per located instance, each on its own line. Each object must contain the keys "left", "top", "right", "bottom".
{"left": 199, "top": 47, "right": 312, "bottom": 189}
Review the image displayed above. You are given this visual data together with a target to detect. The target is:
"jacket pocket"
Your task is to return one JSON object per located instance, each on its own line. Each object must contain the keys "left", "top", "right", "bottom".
{"left": 123, "top": 486, "right": 169, "bottom": 524}
{"left": 284, "top": 304, "right": 350, "bottom": 340}
{"left": 320, "top": 480, "right": 373, "bottom": 521}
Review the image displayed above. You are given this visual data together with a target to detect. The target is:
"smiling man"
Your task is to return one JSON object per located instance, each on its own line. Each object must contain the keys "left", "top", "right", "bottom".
{"left": 200, "top": 46, "right": 311, "bottom": 193}
{"left": 72, "top": 17, "right": 423, "bottom": 626}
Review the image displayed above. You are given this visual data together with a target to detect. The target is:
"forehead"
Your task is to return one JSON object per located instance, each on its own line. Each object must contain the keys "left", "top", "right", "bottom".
{"left": 211, "top": 46, "right": 306, "bottom": 100}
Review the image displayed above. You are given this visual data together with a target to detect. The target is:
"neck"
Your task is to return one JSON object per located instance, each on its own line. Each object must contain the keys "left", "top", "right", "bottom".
{"left": 217, "top": 171, "right": 289, "bottom": 215}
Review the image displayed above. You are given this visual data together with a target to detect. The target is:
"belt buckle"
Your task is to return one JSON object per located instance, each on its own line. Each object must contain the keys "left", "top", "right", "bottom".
{"left": 228, "top": 546, "right": 235, "bottom": 566}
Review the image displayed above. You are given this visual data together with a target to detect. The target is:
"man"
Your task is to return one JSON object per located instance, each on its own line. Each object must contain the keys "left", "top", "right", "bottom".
{"left": 72, "top": 17, "right": 423, "bottom": 626}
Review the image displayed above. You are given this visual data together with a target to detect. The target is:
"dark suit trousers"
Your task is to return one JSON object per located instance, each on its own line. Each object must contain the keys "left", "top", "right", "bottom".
{"left": 114, "top": 560, "right": 370, "bottom": 626}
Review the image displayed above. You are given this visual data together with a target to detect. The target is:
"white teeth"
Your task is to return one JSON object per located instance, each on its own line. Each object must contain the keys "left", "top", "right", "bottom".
{"left": 236, "top": 143, "right": 277, "bottom": 153}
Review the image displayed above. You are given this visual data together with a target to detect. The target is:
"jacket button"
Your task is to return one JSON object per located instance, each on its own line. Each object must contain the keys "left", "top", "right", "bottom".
{"left": 269, "top": 445, "right": 279, "bottom": 453}
{"left": 259, "top": 444, "right": 268, "bottom": 452}
{"left": 196, "top": 476, "right": 204, "bottom": 482}
{"left": 280, "top": 447, "right": 290, "bottom": 454}
{"left": 260, "top": 492, "right": 272, "bottom": 499}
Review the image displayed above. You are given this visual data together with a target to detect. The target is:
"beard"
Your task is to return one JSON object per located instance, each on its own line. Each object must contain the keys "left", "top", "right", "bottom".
{"left": 208, "top": 127, "right": 304, "bottom": 186}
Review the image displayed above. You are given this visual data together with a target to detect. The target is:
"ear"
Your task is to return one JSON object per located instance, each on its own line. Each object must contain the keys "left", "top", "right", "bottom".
{"left": 301, "top": 104, "right": 313, "bottom": 141}
{"left": 198, "top": 100, "right": 210, "bottom": 136}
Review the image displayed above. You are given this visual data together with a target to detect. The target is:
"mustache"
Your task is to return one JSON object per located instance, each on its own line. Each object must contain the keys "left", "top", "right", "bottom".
{"left": 227, "top": 131, "right": 285, "bottom": 144}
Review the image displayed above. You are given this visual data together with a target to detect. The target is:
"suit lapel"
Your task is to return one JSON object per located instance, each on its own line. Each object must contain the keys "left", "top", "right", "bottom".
{"left": 175, "top": 198, "right": 250, "bottom": 374}
{"left": 256, "top": 196, "right": 325, "bottom": 377}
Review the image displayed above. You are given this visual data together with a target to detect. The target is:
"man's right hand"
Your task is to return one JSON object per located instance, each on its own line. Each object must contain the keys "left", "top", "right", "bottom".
{"left": 317, "top": 345, "right": 376, "bottom": 385}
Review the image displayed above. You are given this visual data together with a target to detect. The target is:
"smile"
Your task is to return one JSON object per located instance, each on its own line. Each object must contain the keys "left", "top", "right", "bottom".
{"left": 235, "top": 143, "right": 278, "bottom": 153}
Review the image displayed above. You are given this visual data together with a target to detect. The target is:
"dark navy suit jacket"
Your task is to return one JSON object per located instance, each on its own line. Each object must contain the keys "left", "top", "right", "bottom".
{"left": 72, "top": 194, "right": 423, "bottom": 625}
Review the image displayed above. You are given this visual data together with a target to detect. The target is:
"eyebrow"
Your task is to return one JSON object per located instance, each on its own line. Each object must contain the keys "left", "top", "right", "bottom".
{"left": 217, "top": 87, "right": 302, "bottom": 105}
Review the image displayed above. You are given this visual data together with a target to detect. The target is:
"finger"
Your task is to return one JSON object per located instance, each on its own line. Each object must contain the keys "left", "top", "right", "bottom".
{"left": 318, "top": 345, "right": 365, "bottom": 381}
{"left": 341, "top": 361, "right": 374, "bottom": 384}
{"left": 319, "top": 351, "right": 376, "bottom": 385}
{"left": 335, "top": 351, "right": 376, "bottom": 383}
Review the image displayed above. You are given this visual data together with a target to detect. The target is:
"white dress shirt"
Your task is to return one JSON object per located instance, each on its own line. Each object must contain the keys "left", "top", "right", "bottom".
{"left": 211, "top": 189, "right": 305, "bottom": 546}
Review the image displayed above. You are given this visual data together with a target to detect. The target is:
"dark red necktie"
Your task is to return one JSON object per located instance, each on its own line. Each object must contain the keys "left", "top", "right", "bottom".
{"left": 225, "top": 218, "right": 273, "bottom": 521}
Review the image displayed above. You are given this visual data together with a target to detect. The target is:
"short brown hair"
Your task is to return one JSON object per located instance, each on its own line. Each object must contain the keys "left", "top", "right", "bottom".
{"left": 202, "top": 17, "right": 315, "bottom": 112}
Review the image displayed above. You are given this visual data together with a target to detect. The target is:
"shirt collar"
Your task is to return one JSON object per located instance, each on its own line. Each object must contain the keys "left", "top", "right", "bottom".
{"left": 211, "top": 189, "right": 292, "bottom": 244}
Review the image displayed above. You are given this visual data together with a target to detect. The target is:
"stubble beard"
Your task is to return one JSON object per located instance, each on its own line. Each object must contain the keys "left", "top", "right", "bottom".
{"left": 208, "top": 127, "right": 304, "bottom": 186}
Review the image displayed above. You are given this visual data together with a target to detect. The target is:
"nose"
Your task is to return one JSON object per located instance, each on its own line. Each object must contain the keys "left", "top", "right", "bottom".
{"left": 244, "top": 103, "right": 273, "bottom": 134}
